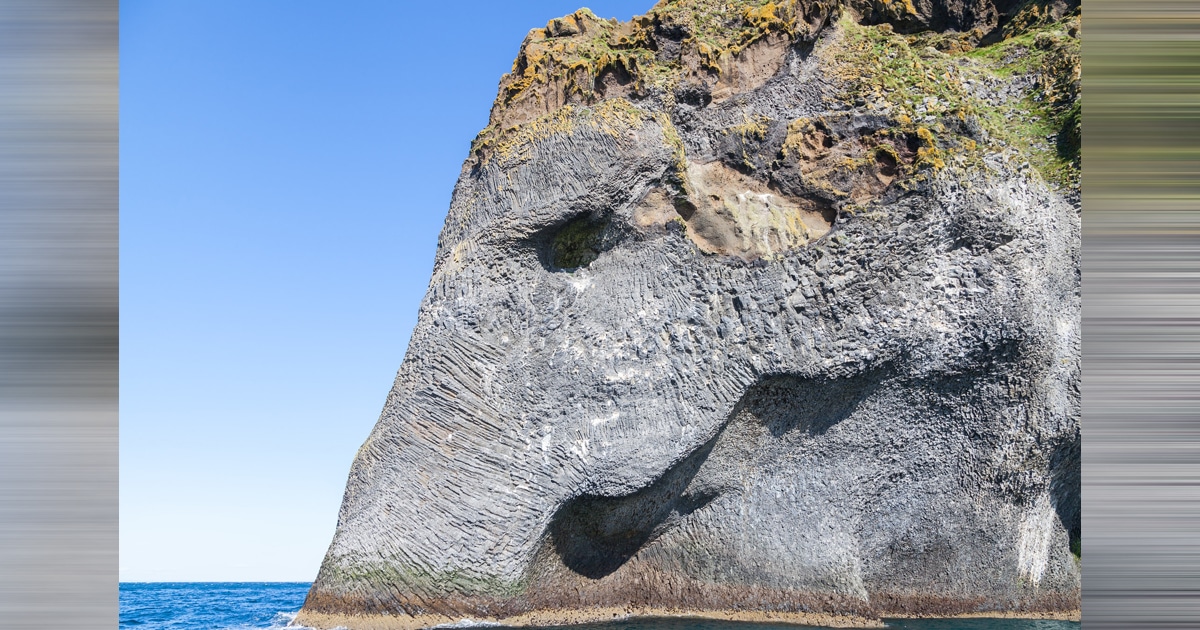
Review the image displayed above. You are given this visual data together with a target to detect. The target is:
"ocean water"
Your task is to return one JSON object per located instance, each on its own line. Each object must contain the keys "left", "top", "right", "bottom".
{"left": 120, "top": 582, "right": 310, "bottom": 630}
{"left": 118, "top": 583, "right": 1080, "bottom": 630}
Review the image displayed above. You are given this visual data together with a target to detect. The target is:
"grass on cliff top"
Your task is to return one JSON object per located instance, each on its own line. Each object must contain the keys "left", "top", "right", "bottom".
{"left": 478, "top": 0, "right": 1081, "bottom": 191}
{"left": 830, "top": 8, "right": 1081, "bottom": 190}
{"left": 475, "top": 1, "right": 806, "bottom": 164}
{"left": 960, "top": 12, "right": 1081, "bottom": 190}
{"left": 648, "top": 0, "right": 808, "bottom": 54}
{"left": 489, "top": 1, "right": 810, "bottom": 123}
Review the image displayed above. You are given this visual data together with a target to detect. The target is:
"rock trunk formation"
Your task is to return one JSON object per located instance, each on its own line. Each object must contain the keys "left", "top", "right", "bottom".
{"left": 296, "top": 1, "right": 1081, "bottom": 627}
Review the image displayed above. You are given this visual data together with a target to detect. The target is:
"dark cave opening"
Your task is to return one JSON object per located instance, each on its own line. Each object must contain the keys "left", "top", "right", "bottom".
{"left": 546, "top": 437, "right": 719, "bottom": 579}
{"left": 543, "top": 372, "right": 882, "bottom": 581}
{"left": 548, "top": 214, "right": 608, "bottom": 270}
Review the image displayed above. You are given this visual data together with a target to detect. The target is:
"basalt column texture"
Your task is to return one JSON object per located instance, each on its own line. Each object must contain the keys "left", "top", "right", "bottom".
{"left": 297, "top": 1, "right": 1081, "bottom": 628}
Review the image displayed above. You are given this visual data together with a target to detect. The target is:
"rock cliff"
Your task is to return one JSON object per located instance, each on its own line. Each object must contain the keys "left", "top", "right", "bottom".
{"left": 296, "top": 1, "right": 1081, "bottom": 627}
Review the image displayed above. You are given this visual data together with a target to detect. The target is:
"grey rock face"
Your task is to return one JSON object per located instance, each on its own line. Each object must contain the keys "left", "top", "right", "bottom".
{"left": 298, "top": 2, "right": 1080, "bottom": 626}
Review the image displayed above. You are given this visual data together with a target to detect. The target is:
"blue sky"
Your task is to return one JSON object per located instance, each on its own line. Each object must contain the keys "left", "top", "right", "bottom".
{"left": 120, "top": 0, "right": 655, "bottom": 582}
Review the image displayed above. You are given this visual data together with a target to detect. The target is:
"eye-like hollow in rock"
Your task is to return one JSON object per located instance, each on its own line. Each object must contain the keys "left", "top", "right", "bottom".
{"left": 547, "top": 213, "right": 613, "bottom": 270}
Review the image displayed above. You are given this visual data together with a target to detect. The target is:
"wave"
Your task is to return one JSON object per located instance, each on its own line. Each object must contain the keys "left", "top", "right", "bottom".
{"left": 218, "top": 609, "right": 320, "bottom": 630}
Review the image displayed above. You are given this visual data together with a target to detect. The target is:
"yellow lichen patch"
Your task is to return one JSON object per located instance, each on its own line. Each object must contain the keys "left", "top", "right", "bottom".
{"left": 780, "top": 118, "right": 806, "bottom": 158}
{"left": 739, "top": 2, "right": 795, "bottom": 38}
{"left": 912, "top": 127, "right": 946, "bottom": 170}
{"left": 489, "top": 8, "right": 660, "bottom": 129}
{"left": 1031, "top": 28, "right": 1081, "bottom": 112}
{"left": 994, "top": 1, "right": 1080, "bottom": 42}
{"left": 779, "top": 112, "right": 932, "bottom": 202}
{"left": 912, "top": 126, "right": 950, "bottom": 169}
{"left": 722, "top": 114, "right": 774, "bottom": 171}
{"left": 742, "top": 2, "right": 779, "bottom": 26}
{"left": 869, "top": 144, "right": 902, "bottom": 185}
{"left": 824, "top": 5, "right": 1082, "bottom": 189}
{"left": 872, "top": 143, "right": 901, "bottom": 163}
{"left": 819, "top": 16, "right": 989, "bottom": 178}
{"left": 486, "top": 1, "right": 819, "bottom": 130}
{"left": 730, "top": 113, "right": 770, "bottom": 141}
{"left": 655, "top": 112, "right": 693, "bottom": 197}
{"left": 653, "top": 0, "right": 808, "bottom": 52}
{"left": 781, "top": 117, "right": 830, "bottom": 162}
{"left": 915, "top": 146, "right": 945, "bottom": 170}
{"left": 472, "top": 98, "right": 653, "bottom": 166}
{"left": 916, "top": 126, "right": 935, "bottom": 146}
{"left": 695, "top": 41, "right": 721, "bottom": 73}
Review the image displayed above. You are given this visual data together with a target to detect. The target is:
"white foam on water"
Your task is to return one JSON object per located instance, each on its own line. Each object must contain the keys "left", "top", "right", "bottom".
{"left": 270, "top": 611, "right": 298, "bottom": 627}
{"left": 218, "top": 609, "right": 316, "bottom": 630}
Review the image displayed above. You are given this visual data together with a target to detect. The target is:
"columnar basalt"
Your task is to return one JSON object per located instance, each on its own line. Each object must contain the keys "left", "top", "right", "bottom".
{"left": 296, "top": 1, "right": 1081, "bottom": 628}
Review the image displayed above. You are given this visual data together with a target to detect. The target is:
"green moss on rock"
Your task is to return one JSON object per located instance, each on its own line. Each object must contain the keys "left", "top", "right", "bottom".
{"left": 829, "top": 8, "right": 1081, "bottom": 190}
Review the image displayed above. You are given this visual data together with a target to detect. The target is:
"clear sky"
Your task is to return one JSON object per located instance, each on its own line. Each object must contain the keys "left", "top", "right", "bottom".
{"left": 120, "top": 0, "right": 656, "bottom": 582}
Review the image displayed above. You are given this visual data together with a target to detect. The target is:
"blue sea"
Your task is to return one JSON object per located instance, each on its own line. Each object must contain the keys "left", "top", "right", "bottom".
{"left": 118, "top": 583, "right": 1081, "bottom": 630}
{"left": 120, "top": 583, "right": 310, "bottom": 630}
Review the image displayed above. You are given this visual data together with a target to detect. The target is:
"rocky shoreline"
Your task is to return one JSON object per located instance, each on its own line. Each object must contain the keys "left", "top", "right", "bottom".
{"left": 887, "top": 610, "right": 1081, "bottom": 622}
{"left": 294, "top": 606, "right": 1081, "bottom": 630}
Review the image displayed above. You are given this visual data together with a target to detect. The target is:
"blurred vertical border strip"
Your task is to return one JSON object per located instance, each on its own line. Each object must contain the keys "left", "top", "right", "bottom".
{"left": 0, "top": 0, "right": 118, "bottom": 628}
{"left": 1085, "top": 0, "right": 1200, "bottom": 628}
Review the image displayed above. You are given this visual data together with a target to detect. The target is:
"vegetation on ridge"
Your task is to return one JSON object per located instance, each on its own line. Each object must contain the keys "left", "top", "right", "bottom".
{"left": 825, "top": 3, "right": 1080, "bottom": 189}
{"left": 470, "top": 0, "right": 1080, "bottom": 193}
{"left": 471, "top": 1, "right": 827, "bottom": 163}
{"left": 499, "top": 1, "right": 818, "bottom": 101}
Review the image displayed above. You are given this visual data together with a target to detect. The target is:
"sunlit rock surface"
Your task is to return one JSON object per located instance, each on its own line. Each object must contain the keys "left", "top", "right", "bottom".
{"left": 297, "top": 1, "right": 1081, "bottom": 627}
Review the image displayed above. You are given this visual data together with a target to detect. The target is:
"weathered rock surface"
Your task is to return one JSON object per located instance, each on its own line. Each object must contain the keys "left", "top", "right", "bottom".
{"left": 296, "top": 1, "right": 1080, "bottom": 627}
